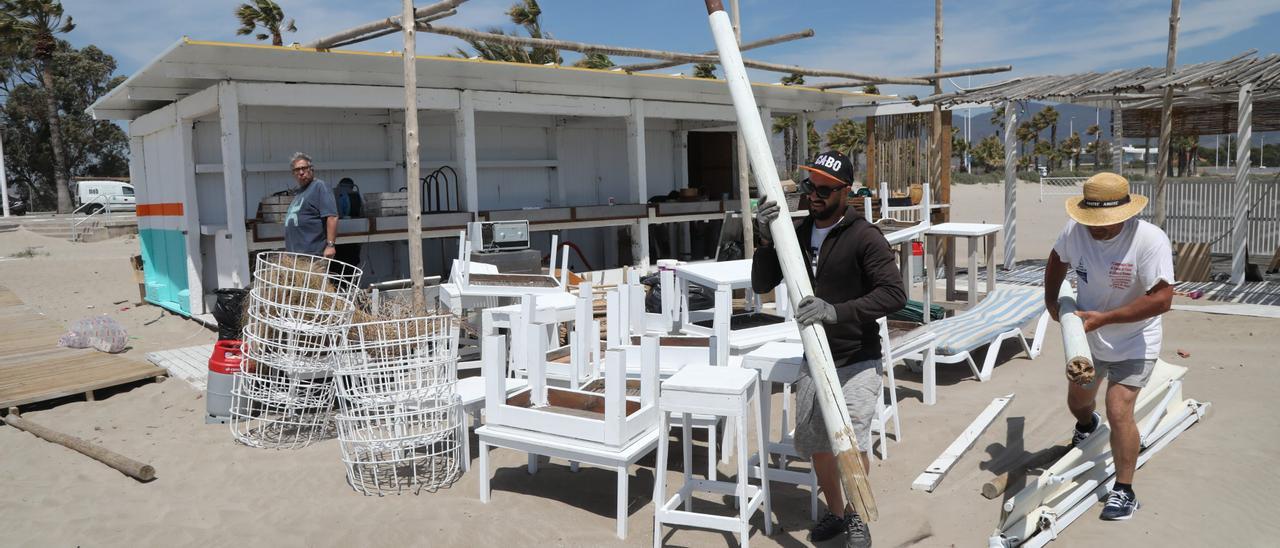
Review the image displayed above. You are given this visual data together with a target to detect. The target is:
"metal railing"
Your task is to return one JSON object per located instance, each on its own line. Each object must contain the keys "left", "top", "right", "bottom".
{"left": 70, "top": 193, "right": 128, "bottom": 241}
{"left": 1131, "top": 178, "right": 1280, "bottom": 255}
{"left": 1039, "top": 176, "right": 1089, "bottom": 202}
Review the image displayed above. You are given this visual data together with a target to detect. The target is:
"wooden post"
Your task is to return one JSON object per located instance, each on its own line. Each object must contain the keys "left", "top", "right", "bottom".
{"left": 455, "top": 90, "right": 479, "bottom": 215}
{"left": 1154, "top": 0, "right": 1181, "bottom": 229}
{"left": 865, "top": 116, "right": 876, "bottom": 187}
{"left": 1231, "top": 84, "right": 1253, "bottom": 286}
{"left": 402, "top": 0, "right": 426, "bottom": 313}
{"left": 217, "top": 82, "right": 250, "bottom": 287}
{"left": 796, "top": 112, "right": 809, "bottom": 169}
{"left": 626, "top": 99, "right": 650, "bottom": 267}
{"left": 731, "top": 0, "right": 754, "bottom": 258}
{"left": 930, "top": 0, "right": 945, "bottom": 221}
{"left": 4, "top": 408, "right": 156, "bottom": 481}
{"left": 1002, "top": 101, "right": 1018, "bottom": 269}
{"left": 703, "top": 0, "right": 877, "bottom": 521}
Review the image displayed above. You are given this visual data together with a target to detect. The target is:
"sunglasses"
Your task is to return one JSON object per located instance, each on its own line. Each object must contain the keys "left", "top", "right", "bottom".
{"left": 799, "top": 178, "right": 849, "bottom": 199}
{"left": 292, "top": 165, "right": 313, "bottom": 173}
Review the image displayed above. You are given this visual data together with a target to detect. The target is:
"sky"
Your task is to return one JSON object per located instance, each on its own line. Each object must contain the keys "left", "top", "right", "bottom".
{"left": 56, "top": 0, "right": 1280, "bottom": 104}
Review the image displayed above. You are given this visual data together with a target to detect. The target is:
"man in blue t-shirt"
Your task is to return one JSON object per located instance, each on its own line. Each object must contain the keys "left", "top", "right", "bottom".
{"left": 283, "top": 152, "right": 338, "bottom": 258}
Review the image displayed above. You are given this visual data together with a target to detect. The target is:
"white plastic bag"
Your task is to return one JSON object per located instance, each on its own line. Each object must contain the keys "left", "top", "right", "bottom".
{"left": 58, "top": 316, "right": 129, "bottom": 353}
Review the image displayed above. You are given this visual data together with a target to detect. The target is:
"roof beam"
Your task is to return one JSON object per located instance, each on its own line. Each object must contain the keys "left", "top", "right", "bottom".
{"left": 303, "top": 0, "right": 464, "bottom": 50}
{"left": 616, "top": 29, "right": 814, "bottom": 73}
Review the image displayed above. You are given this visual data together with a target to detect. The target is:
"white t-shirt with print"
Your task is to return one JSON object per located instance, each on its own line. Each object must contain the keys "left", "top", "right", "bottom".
{"left": 1052, "top": 219, "right": 1174, "bottom": 361}
{"left": 809, "top": 224, "right": 835, "bottom": 276}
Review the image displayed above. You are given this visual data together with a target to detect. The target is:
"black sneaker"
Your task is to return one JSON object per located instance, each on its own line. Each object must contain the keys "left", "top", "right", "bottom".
{"left": 1071, "top": 412, "right": 1101, "bottom": 448}
{"left": 807, "top": 511, "right": 846, "bottom": 543}
{"left": 844, "top": 511, "right": 872, "bottom": 548}
{"left": 1100, "top": 489, "right": 1140, "bottom": 521}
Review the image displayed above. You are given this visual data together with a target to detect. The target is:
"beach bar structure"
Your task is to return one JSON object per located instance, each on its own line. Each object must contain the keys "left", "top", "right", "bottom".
{"left": 87, "top": 39, "right": 909, "bottom": 317}
{"left": 918, "top": 51, "right": 1280, "bottom": 283}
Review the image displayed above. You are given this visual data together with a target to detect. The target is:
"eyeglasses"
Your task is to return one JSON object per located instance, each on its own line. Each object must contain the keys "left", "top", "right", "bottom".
{"left": 291, "top": 165, "right": 313, "bottom": 173}
{"left": 799, "top": 178, "right": 849, "bottom": 199}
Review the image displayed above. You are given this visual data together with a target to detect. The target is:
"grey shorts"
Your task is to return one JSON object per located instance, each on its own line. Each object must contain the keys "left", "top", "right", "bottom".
{"left": 1084, "top": 358, "right": 1156, "bottom": 389}
{"left": 793, "top": 359, "right": 882, "bottom": 458}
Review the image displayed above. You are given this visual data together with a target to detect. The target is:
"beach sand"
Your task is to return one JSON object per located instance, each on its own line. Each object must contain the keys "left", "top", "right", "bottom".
{"left": 2, "top": 184, "right": 1277, "bottom": 547}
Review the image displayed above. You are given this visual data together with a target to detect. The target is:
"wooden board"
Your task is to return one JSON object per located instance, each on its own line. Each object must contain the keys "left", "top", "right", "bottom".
{"left": 146, "top": 344, "right": 215, "bottom": 391}
{"left": 0, "top": 286, "right": 165, "bottom": 408}
{"left": 1172, "top": 241, "right": 1212, "bottom": 282}
{"left": 911, "top": 393, "right": 1015, "bottom": 492}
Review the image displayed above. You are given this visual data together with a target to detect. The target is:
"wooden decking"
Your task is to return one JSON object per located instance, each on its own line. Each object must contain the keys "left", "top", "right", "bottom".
{"left": 0, "top": 286, "right": 165, "bottom": 408}
{"left": 146, "top": 344, "right": 215, "bottom": 391}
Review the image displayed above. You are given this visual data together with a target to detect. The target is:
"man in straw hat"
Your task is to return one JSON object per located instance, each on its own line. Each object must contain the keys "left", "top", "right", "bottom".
{"left": 752, "top": 150, "right": 906, "bottom": 547}
{"left": 1043, "top": 172, "right": 1174, "bottom": 521}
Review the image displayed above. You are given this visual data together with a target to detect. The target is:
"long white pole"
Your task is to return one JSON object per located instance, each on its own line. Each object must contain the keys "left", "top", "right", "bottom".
{"left": 402, "top": 0, "right": 426, "bottom": 312}
{"left": 730, "top": 0, "right": 753, "bottom": 258}
{"left": 702, "top": 0, "right": 877, "bottom": 521}
{"left": 0, "top": 133, "right": 10, "bottom": 217}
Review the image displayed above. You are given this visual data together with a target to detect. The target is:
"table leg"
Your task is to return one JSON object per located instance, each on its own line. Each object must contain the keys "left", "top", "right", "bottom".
{"left": 899, "top": 242, "right": 912, "bottom": 303}
{"left": 986, "top": 233, "right": 997, "bottom": 296}
{"left": 945, "top": 236, "right": 956, "bottom": 302}
{"left": 968, "top": 236, "right": 979, "bottom": 308}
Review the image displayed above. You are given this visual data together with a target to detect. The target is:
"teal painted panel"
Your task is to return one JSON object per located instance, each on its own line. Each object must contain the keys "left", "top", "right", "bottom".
{"left": 138, "top": 228, "right": 190, "bottom": 315}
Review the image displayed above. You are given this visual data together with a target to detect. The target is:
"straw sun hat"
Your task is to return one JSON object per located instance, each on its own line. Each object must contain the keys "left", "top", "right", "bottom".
{"left": 1065, "top": 172, "right": 1148, "bottom": 227}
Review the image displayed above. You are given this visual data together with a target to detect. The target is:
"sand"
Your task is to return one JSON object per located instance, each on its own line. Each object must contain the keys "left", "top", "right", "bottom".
{"left": 2, "top": 185, "right": 1278, "bottom": 547}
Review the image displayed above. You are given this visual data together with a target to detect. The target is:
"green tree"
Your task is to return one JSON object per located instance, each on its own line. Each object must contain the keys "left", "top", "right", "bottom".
{"left": 824, "top": 119, "right": 866, "bottom": 175}
{"left": 234, "top": 0, "right": 295, "bottom": 47}
{"left": 692, "top": 62, "right": 716, "bottom": 79}
{"left": 572, "top": 52, "right": 614, "bottom": 69}
{"left": 1, "top": 0, "right": 75, "bottom": 212}
{"left": 970, "top": 134, "right": 1004, "bottom": 173}
{"left": 1, "top": 40, "right": 127, "bottom": 211}
{"left": 771, "top": 73, "right": 804, "bottom": 174}
{"left": 1059, "top": 132, "right": 1082, "bottom": 170}
{"left": 1015, "top": 121, "right": 1035, "bottom": 160}
{"left": 951, "top": 125, "right": 968, "bottom": 160}
{"left": 452, "top": 0, "right": 561, "bottom": 65}
{"left": 861, "top": 84, "right": 879, "bottom": 95}
{"left": 1039, "top": 106, "right": 1059, "bottom": 169}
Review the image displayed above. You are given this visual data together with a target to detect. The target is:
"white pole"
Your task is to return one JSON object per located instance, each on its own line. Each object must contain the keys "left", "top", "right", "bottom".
{"left": 703, "top": 0, "right": 877, "bottom": 521}
{"left": 1260, "top": 135, "right": 1265, "bottom": 168}
{"left": 1231, "top": 84, "right": 1253, "bottom": 287}
{"left": 1002, "top": 101, "right": 1018, "bottom": 270}
{"left": 0, "top": 133, "right": 10, "bottom": 218}
{"left": 730, "top": 0, "right": 753, "bottom": 259}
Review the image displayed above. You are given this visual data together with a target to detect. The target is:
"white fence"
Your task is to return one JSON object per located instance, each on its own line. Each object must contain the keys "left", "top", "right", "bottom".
{"left": 1039, "top": 176, "right": 1088, "bottom": 202}
{"left": 1131, "top": 179, "right": 1280, "bottom": 255}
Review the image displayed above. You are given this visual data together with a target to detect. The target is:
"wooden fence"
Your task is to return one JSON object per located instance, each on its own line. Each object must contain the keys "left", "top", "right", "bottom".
{"left": 1131, "top": 178, "right": 1280, "bottom": 255}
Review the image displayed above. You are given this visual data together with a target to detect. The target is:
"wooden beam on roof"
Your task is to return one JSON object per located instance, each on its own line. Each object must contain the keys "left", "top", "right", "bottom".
{"left": 417, "top": 23, "right": 933, "bottom": 85}
{"left": 303, "top": 0, "right": 464, "bottom": 50}
{"left": 616, "top": 29, "right": 814, "bottom": 73}
{"left": 813, "top": 65, "right": 1014, "bottom": 90}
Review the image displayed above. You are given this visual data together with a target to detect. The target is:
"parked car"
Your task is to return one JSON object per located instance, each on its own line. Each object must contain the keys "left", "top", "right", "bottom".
{"left": 75, "top": 180, "right": 135, "bottom": 213}
{"left": 6, "top": 194, "right": 27, "bottom": 216}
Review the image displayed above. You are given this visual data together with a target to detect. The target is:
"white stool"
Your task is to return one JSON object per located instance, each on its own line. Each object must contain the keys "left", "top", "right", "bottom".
{"left": 742, "top": 341, "right": 819, "bottom": 521}
{"left": 654, "top": 365, "right": 772, "bottom": 547}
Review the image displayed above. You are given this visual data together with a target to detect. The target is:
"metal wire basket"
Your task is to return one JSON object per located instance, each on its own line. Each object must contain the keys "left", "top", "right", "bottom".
{"left": 335, "top": 315, "right": 459, "bottom": 407}
{"left": 335, "top": 397, "right": 462, "bottom": 495}
{"left": 228, "top": 365, "right": 336, "bottom": 449}
{"left": 247, "top": 252, "right": 363, "bottom": 334}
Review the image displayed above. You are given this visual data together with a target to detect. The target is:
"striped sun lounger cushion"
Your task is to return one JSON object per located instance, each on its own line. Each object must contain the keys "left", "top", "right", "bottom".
{"left": 926, "top": 288, "right": 1045, "bottom": 356}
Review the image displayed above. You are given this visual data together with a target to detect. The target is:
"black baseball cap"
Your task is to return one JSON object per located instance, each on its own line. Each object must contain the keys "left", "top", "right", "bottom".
{"left": 799, "top": 150, "right": 854, "bottom": 186}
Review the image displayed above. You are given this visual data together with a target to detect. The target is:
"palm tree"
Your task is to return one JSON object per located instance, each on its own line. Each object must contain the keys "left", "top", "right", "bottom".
{"left": 572, "top": 52, "right": 614, "bottom": 69}
{"left": 862, "top": 84, "right": 879, "bottom": 95}
{"left": 1, "top": 0, "right": 75, "bottom": 212}
{"left": 772, "top": 74, "right": 804, "bottom": 173}
{"left": 692, "top": 62, "right": 716, "bottom": 79}
{"left": 1015, "top": 121, "right": 1035, "bottom": 163}
{"left": 451, "top": 0, "right": 561, "bottom": 64}
{"left": 825, "top": 119, "right": 866, "bottom": 175}
{"left": 234, "top": 0, "right": 295, "bottom": 47}
{"left": 1085, "top": 124, "right": 1101, "bottom": 167}
{"left": 1040, "top": 106, "right": 1059, "bottom": 169}
{"left": 1060, "top": 132, "right": 1082, "bottom": 171}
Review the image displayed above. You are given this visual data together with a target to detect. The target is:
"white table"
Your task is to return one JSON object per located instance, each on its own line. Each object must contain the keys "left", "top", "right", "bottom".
{"left": 672, "top": 259, "right": 796, "bottom": 353}
{"left": 926, "top": 223, "right": 1002, "bottom": 309}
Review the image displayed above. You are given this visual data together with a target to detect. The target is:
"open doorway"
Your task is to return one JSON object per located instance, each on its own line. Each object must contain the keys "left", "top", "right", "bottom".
{"left": 686, "top": 131, "right": 736, "bottom": 200}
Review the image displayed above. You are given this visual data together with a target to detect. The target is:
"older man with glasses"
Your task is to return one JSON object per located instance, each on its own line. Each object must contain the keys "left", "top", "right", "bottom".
{"left": 283, "top": 152, "right": 339, "bottom": 259}
{"left": 750, "top": 150, "right": 906, "bottom": 548}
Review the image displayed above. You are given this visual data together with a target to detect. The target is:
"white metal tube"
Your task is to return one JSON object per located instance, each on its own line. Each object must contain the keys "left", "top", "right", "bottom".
{"left": 1046, "top": 460, "right": 1096, "bottom": 486}
{"left": 1058, "top": 283, "right": 1093, "bottom": 383}
{"left": 704, "top": 1, "right": 875, "bottom": 520}
{"left": 1002, "top": 101, "right": 1018, "bottom": 269}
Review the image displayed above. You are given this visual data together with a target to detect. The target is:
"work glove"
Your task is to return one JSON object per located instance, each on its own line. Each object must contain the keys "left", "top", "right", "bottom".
{"left": 794, "top": 296, "right": 838, "bottom": 326}
{"left": 755, "top": 198, "right": 779, "bottom": 243}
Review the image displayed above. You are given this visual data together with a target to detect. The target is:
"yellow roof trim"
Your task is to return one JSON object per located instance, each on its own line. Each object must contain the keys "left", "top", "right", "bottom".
{"left": 178, "top": 38, "right": 891, "bottom": 102}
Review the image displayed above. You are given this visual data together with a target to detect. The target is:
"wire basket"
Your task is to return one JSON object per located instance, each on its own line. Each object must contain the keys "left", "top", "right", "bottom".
{"left": 242, "top": 319, "right": 344, "bottom": 374}
{"left": 229, "top": 365, "right": 336, "bottom": 449}
{"left": 336, "top": 315, "right": 459, "bottom": 407}
{"left": 335, "top": 397, "right": 462, "bottom": 495}
{"left": 248, "top": 252, "right": 363, "bottom": 334}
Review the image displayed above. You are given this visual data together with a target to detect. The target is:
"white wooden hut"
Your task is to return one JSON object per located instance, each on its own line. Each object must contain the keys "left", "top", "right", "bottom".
{"left": 88, "top": 38, "right": 893, "bottom": 318}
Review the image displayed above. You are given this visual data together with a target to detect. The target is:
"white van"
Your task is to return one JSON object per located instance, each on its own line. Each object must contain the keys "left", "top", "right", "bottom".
{"left": 75, "top": 180, "right": 136, "bottom": 213}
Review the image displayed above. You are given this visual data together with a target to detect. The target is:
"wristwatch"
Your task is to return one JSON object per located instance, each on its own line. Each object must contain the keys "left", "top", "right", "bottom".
{"left": 326, "top": 240, "right": 336, "bottom": 247}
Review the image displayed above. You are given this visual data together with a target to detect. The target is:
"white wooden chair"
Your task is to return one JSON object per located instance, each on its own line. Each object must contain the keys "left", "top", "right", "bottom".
{"left": 476, "top": 332, "right": 663, "bottom": 539}
{"left": 870, "top": 318, "right": 902, "bottom": 460}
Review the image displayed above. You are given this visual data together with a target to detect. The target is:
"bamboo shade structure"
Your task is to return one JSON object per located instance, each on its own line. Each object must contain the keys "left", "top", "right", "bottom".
{"left": 865, "top": 111, "right": 949, "bottom": 200}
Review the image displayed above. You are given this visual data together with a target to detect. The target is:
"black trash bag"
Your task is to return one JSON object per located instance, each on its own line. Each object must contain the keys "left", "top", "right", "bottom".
{"left": 641, "top": 273, "right": 715, "bottom": 314}
{"left": 211, "top": 288, "right": 249, "bottom": 340}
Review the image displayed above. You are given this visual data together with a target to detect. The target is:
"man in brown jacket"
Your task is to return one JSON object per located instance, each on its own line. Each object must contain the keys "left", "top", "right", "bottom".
{"left": 752, "top": 150, "right": 906, "bottom": 548}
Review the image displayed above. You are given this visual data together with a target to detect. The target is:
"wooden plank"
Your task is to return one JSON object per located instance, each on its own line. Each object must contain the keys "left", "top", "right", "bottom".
{"left": 0, "top": 286, "right": 166, "bottom": 409}
{"left": 911, "top": 394, "right": 1015, "bottom": 492}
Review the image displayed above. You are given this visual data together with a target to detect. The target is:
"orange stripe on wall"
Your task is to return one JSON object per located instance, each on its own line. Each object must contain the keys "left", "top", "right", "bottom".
{"left": 137, "top": 203, "right": 184, "bottom": 217}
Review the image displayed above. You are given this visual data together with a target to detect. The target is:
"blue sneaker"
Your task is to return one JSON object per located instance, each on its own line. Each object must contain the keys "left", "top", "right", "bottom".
{"left": 1100, "top": 489, "right": 1140, "bottom": 521}
{"left": 1071, "top": 412, "right": 1101, "bottom": 448}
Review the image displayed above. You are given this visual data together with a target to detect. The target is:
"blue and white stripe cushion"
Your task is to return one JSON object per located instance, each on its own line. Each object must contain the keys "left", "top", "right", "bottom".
{"left": 925, "top": 288, "right": 1045, "bottom": 356}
